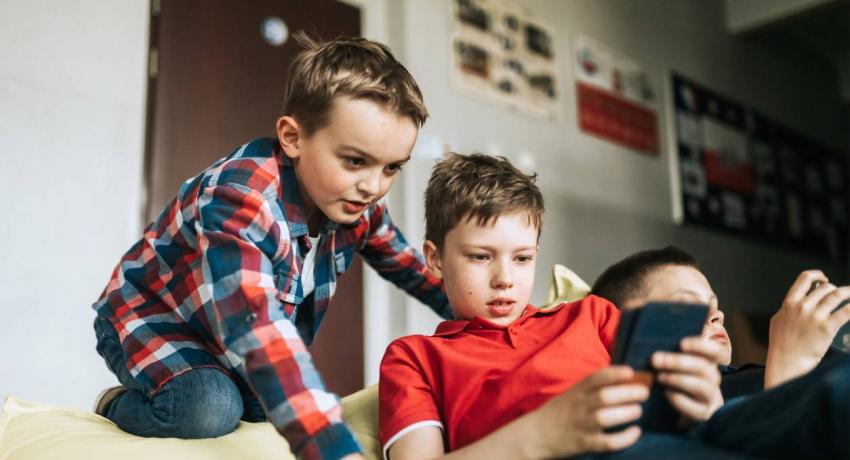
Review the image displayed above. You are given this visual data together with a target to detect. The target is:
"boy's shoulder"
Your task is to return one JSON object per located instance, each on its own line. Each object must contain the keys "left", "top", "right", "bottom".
{"left": 382, "top": 329, "right": 457, "bottom": 362}
{"left": 201, "top": 137, "right": 283, "bottom": 193}
{"left": 386, "top": 333, "right": 431, "bottom": 353}
{"left": 547, "top": 294, "right": 618, "bottom": 315}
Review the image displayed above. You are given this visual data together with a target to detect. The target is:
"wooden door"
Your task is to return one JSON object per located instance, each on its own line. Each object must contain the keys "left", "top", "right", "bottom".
{"left": 144, "top": 0, "right": 364, "bottom": 396}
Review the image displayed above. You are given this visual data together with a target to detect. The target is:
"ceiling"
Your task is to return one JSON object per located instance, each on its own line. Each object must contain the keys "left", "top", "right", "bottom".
{"left": 727, "top": 0, "right": 850, "bottom": 104}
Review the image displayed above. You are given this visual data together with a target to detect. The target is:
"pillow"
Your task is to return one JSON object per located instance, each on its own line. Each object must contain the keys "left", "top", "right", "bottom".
{"left": 543, "top": 264, "right": 591, "bottom": 308}
{"left": 0, "top": 386, "right": 381, "bottom": 460}
{"left": 341, "top": 385, "right": 380, "bottom": 459}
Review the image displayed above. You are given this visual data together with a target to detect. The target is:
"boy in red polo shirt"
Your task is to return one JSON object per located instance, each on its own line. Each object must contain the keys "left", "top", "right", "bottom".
{"left": 379, "top": 154, "right": 735, "bottom": 459}
{"left": 379, "top": 154, "right": 849, "bottom": 460}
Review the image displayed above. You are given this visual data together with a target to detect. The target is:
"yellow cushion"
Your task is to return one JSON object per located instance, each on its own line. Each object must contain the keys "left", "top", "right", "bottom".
{"left": 0, "top": 387, "right": 381, "bottom": 460}
{"left": 543, "top": 264, "right": 591, "bottom": 308}
{"left": 341, "top": 385, "right": 380, "bottom": 460}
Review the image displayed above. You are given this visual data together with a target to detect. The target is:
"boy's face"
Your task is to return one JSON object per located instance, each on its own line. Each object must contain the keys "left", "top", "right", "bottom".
{"left": 424, "top": 212, "right": 539, "bottom": 326}
{"left": 621, "top": 264, "right": 733, "bottom": 366}
{"left": 277, "top": 96, "right": 416, "bottom": 228}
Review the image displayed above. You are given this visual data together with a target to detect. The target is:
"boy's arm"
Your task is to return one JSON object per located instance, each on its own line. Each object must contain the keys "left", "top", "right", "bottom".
{"left": 379, "top": 340, "right": 445, "bottom": 458}
{"left": 765, "top": 270, "right": 850, "bottom": 389}
{"left": 358, "top": 200, "right": 452, "bottom": 319}
{"left": 385, "top": 365, "right": 649, "bottom": 460}
{"left": 198, "top": 184, "right": 361, "bottom": 460}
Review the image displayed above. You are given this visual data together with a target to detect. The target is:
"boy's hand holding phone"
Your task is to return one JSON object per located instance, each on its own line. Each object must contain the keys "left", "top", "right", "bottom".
{"left": 611, "top": 302, "right": 724, "bottom": 431}
{"left": 765, "top": 270, "right": 850, "bottom": 389}
{"left": 531, "top": 303, "right": 725, "bottom": 457}
{"left": 652, "top": 336, "right": 724, "bottom": 424}
{"left": 530, "top": 366, "right": 649, "bottom": 458}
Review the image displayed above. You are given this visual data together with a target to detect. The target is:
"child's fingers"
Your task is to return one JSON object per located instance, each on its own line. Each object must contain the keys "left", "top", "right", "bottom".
{"left": 665, "top": 389, "right": 714, "bottom": 422}
{"left": 653, "top": 350, "right": 722, "bottom": 381}
{"left": 579, "top": 366, "right": 636, "bottom": 391}
{"left": 785, "top": 270, "right": 828, "bottom": 306}
{"left": 584, "top": 425, "right": 642, "bottom": 453}
{"left": 827, "top": 290, "right": 850, "bottom": 330}
{"left": 816, "top": 286, "right": 850, "bottom": 324}
{"left": 594, "top": 383, "right": 650, "bottom": 407}
{"left": 589, "top": 403, "right": 643, "bottom": 430}
{"left": 678, "top": 336, "right": 726, "bottom": 363}
{"left": 657, "top": 371, "right": 717, "bottom": 401}
{"left": 805, "top": 283, "right": 837, "bottom": 313}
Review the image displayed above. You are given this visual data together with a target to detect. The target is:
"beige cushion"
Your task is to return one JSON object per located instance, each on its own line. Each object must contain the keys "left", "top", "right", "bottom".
{"left": 341, "top": 385, "right": 380, "bottom": 459}
{"left": 0, "top": 386, "right": 381, "bottom": 460}
{"left": 543, "top": 264, "right": 591, "bottom": 308}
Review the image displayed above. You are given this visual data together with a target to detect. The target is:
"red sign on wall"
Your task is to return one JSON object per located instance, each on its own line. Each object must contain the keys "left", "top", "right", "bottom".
{"left": 577, "top": 82, "right": 659, "bottom": 155}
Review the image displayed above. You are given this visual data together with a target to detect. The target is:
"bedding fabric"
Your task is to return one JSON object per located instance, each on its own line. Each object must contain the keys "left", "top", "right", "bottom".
{"left": 0, "top": 385, "right": 381, "bottom": 460}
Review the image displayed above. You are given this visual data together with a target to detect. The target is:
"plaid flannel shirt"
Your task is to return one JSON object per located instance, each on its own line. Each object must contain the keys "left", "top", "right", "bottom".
{"left": 93, "top": 137, "right": 451, "bottom": 459}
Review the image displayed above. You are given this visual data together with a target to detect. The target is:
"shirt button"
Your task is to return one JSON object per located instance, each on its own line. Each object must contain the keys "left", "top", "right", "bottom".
{"left": 246, "top": 313, "right": 257, "bottom": 323}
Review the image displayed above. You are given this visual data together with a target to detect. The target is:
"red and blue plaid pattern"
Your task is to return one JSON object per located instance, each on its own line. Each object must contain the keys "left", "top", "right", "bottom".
{"left": 93, "top": 137, "right": 450, "bottom": 459}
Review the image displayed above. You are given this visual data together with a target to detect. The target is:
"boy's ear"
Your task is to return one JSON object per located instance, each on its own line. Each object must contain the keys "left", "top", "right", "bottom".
{"left": 276, "top": 115, "right": 303, "bottom": 159}
{"left": 423, "top": 240, "right": 443, "bottom": 279}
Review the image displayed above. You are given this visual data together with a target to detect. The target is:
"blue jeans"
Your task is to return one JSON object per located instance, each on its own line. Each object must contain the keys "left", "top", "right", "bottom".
{"left": 576, "top": 433, "right": 756, "bottom": 460}
{"left": 693, "top": 352, "right": 849, "bottom": 460}
{"left": 94, "top": 316, "right": 266, "bottom": 438}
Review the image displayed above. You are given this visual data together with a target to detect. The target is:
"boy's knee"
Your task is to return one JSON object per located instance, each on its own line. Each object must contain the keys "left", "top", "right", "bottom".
{"left": 160, "top": 368, "right": 244, "bottom": 438}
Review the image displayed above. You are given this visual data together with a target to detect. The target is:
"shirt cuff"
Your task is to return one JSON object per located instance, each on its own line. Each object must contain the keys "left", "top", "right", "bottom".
{"left": 297, "top": 422, "right": 363, "bottom": 460}
{"left": 383, "top": 420, "right": 443, "bottom": 460}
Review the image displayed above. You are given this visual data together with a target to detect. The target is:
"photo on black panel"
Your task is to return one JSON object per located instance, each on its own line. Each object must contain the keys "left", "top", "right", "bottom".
{"left": 456, "top": 0, "right": 489, "bottom": 31}
{"left": 524, "top": 23, "right": 552, "bottom": 59}
{"left": 504, "top": 13, "right": 519, "bottom": 31}
{"left": 455, "top": 40, "right": 490, "bottom": 79}
{"left": 528, "top": 73, "right": 556, "bottom": 99}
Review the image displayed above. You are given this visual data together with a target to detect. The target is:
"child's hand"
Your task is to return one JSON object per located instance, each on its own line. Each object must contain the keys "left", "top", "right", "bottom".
{"left": 765, "top": 270, "right": 850, "bottom": 389}
{"left": 530, "top": 366, "right": 648, "bottom": 458}
{"left": 652, "top": 336, "right": 724, "bottom": 425}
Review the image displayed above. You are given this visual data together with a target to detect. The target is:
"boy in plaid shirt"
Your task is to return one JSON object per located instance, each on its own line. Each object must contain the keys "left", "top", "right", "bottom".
{"left": 92, "top": 34, "right": 450, "bottom": 460}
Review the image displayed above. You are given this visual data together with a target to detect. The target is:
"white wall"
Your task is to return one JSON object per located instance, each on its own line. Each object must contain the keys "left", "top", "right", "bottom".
{"left": 0, "top": 1, "right": 149, "bottom": 409}
{"left": 374, "top": 0, "right": 848, "bottom": 367}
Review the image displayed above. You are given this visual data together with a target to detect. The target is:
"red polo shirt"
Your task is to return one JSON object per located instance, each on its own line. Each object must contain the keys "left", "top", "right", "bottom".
{"left": 378, "top": 295, "right": 620, "bottom": 455}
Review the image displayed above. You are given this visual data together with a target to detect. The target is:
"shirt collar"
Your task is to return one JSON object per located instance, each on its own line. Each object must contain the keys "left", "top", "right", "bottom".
{"left": 274, "top": 143, "right": 339, "bottom": 238}
{"left": 433, "top": 303, "right": 564, "bottom": 337}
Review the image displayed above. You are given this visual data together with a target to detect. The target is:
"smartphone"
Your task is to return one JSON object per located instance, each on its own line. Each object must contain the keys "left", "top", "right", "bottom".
{"left": 611, "top": 302, "right": 709, "bottom": 370}
{"left": 609, "top": 302, "right": 709, "bottom": 433}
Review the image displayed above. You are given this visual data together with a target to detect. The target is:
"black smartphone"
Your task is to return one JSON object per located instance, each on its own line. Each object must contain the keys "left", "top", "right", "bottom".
{"left": 609, "top": 302, "right": 709, "bottom": 433}
{"left": 611, "top": 302, "right": 709, "bottom": 370}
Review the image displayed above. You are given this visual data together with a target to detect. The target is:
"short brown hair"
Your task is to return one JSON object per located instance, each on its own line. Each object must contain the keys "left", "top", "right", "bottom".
{"left": 281, "top": 32, "right": 428, "bottom": 135}
{"left": 425, "top": 153, "right": 544, "bottom": 249}
{"left": 591, "top": 246, "right": 699, "bottom": 308}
